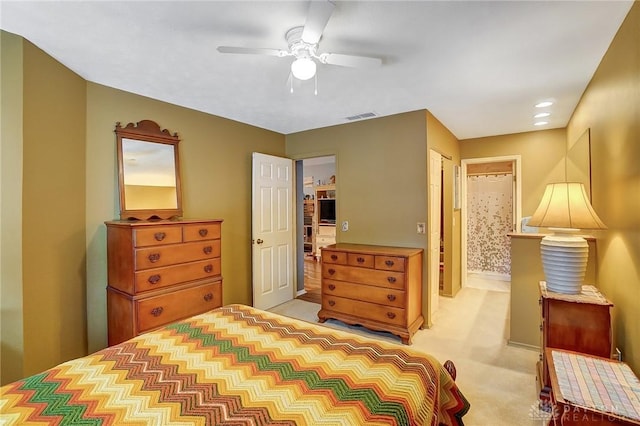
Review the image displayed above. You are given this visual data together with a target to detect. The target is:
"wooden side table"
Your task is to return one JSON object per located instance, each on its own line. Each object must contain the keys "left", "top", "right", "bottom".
{"left": 538, "top": 282, "right": 613, "bottom": 401}
{"left": 546, "top": 348, "right": 640, "bottom": 425}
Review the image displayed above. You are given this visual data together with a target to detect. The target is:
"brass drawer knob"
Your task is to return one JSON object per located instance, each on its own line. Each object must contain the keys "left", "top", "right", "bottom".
{"left": 204, "top": 264, "right": 213, "bottom": 273}
{"left": 328, "top": 284, "right": 336, "bottom": 291}
{"left": 357, "top": 257, "right": 365, "bottom": 263}
{"left": 387, "top": 276, "right": 397, "bottom": 284}
{"left": 328, "top": 300, "right": 335, "bottom": 307}
{"left": 204, "top": 293, "right": 213, "bottom": 302}
{"left": 148, "top": 274, "right": 161, "bottom": 285}
{"left": 387, "top": 294, "right": 396, "bottom": 302}
{"left": 386, "top": 312, "right": 396, "bottom": 319}
{"left": 151, "top": 307, "right": 163, "bottom": 317}
{"left": 199, "top": 228, "right": 208, "bottom": 237}
{"left": 385, "top": 260, "right": 394, "bottom": 267}
{"left": 154, "top": 232, "right": 166, "bottom": 241}
{"left": 331, "top": 254, "right": 338, "bottom": 260}
{"left": 203, "top": 246, "right": 213, "bottom": 254}
{"left": 148, "top": 253, "right": 160, "bottom": 263}
{"left": 328, "top": 268, "right": 336, "bottom": 275}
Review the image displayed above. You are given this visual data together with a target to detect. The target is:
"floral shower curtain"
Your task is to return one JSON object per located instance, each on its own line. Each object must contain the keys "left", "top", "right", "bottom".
{"left": 466, "top": 173, "right": 513, "bottom": 277}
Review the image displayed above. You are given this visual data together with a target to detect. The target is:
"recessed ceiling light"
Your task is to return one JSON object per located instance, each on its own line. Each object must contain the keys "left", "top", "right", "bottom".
{"left": 535, "top": 101, "right": 553, "bottom": 108}
{"left": 534, "top": 112, "right": 550, "bottom": 118}
{"left": 534, "top": 121, "right": 549, "bottom": 126}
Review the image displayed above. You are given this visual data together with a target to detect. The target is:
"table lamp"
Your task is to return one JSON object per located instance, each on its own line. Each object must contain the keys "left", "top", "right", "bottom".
{"left": 527, "top": 182, "right": 606, "bottom": 294}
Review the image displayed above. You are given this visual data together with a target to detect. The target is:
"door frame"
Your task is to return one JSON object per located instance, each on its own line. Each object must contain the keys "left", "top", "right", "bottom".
{"left": 460, "top": 155, "right": 522, "bottom": 288}
{"left": 427, "top": 150, "right": 443, "bottom": 325}
{"left": 293, "top": 154, "right": 337, "bottom": 296}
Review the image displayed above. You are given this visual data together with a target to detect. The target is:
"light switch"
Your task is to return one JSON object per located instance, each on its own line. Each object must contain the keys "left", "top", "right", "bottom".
{"left": 417, "top": 222, "right": 426, "bottom": 234}
{"left": 341, "top": 221, "right": 349, "bottom": 232}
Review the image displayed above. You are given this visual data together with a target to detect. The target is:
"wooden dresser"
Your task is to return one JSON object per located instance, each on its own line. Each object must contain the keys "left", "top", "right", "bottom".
{"left": 106, "top": 219, "right": 223, "bottom": 345}
{"left": 537, "top": 281, "right": 613, "bottom": 401}
{"left": 318, "top": 243, "right": 424, "bottom": 344}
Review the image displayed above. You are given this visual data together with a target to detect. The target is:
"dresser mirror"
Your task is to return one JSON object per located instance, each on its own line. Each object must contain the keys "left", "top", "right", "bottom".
{"left": 115, "top": 120, "right": 182, "bottom": 220}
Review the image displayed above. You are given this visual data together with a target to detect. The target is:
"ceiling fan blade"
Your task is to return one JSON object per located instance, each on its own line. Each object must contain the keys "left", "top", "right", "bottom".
{"left": 217, "top": 46, "right": 289, "bottom": 57}
{"left": 320, "top": 53, "right": 382, "bottom": 68}
{"left": 301, "top": 0, "right": 335, "bottom": 44}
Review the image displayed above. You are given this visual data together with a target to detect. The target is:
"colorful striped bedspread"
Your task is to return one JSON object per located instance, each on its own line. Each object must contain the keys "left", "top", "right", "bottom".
{"left": 0, "top": 304, "right": 469, "bottom": 425}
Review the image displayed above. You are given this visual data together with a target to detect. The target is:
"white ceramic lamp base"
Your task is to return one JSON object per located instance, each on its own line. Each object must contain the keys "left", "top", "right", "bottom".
{"left": 539, "top": 230, "right": 588, "bottom": 294}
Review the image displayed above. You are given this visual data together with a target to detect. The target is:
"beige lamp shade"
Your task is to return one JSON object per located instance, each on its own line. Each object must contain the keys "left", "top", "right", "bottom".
{"left": 528, "top": 182, "right": 606, "bottom": 294}
{"left": 528, "top": 182, "right": 606, "bottom": 230}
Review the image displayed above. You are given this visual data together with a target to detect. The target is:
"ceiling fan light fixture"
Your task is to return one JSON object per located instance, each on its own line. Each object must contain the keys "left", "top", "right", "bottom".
{"left": 291, "top": 57, "right": 316, "bottom": 80}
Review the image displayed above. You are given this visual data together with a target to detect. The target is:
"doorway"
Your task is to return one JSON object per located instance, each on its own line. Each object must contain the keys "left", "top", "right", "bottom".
{"left": 296, "top": 155, "right": 336, "bottom": 304}
{"left": 461, "top": 156, "right": 521, "bottom": 290}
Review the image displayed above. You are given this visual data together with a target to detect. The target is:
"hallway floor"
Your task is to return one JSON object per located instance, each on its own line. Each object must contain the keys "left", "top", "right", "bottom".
{"left": 297, "top": 257, "right": 321, "bottom": 304}
{"left": 466, "top": 272, "right": 511, "bottom": 292}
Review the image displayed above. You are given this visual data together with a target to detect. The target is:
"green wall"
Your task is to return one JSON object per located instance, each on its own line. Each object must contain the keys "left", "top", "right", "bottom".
{"left": 1, "top": 34, "right": 87, "bottom": 383}
{"left": 567, "top": 2, "right": 639, "bottom": 372}
{"left": 2, "top": 1, "right": 638, "bottom": 381}
{"left": 285, "top": 111, "right": 432, "bottom": 321}
{"left": 85, "top": 83, "right": 285, "bottom": 353}
{"left": 457, "top": 3, "right": 640, "bottom": 372}
{"left": 460, "top": 128, "right": 567, "bottom": 216}
{"left": 1, "top": 32, "right": 25, "bottom": 385}
{"left": 1, "top": 31, "right": 286, "bottom": 380}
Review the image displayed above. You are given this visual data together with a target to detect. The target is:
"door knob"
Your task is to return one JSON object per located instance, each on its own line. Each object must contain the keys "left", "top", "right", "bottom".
{"left": 256, "top": 239, "right": 264, "bottom": 244}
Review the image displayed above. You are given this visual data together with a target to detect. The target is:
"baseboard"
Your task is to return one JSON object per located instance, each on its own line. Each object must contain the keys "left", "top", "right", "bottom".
{"left": 507, "top": 340, "right": 540, "bottom": 351}
{"left": 468, "top": 271, "right": 511, "bottom": 282}
{"left": 296, "top": 289, "right": 307, "bottom": 297}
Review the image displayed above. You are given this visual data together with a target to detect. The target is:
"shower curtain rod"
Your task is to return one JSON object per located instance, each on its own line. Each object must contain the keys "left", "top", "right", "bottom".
{"left": 466, "top": 171, "right": 513, "bottom": 177}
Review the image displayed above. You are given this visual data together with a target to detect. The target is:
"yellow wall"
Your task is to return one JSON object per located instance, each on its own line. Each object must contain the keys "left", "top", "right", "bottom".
{"left": 567, "top": 2, "right": 639, "bottom": 372}
{"left": 85, "top": 83, "right": 285, "bottom": 353}
{"left": 460, "top": 128, "right": 567, "bottom": 216}
{"left": 1, "top": 32, "right": 25, "bottom": 384}
{"left": 285, "top": 111, "right": 432, "bottom": 321}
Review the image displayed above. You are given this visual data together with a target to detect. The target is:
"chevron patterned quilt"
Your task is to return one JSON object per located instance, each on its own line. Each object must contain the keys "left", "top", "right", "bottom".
{"left": 0, "top": 304, "right": 469, "bottom": 425}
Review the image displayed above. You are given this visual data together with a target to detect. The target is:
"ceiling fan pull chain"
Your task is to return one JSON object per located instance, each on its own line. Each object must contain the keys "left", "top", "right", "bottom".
{"left": 290, "top": 72, "right": 294, "bottom": 94}
{"left": 314, "top": 73, "right": 318, "bottom": 96}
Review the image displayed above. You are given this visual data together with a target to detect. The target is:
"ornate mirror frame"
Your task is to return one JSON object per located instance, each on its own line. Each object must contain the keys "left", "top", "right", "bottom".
{"left": 115, "top": 120, "right": 183, "bottom": 220}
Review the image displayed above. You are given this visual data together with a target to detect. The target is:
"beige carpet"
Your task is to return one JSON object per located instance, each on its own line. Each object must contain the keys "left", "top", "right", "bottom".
{"left": 269, "top": 285, "right": 548, "bottom": 425}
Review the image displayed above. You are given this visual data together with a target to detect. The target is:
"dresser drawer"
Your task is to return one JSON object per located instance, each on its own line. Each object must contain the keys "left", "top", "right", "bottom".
{"left": 134, "top": 226, "right": 182, "bottom": 247}
{"left": 183, "top": 222, "right": 221, "bottom": 242}
{"left": 136, "top": 280, "right": 222, "bottom": 333}
{"left": 135, "top": 240, "right": 221, "bottom": 270}
{"left": 322, "top": 296, "right": 406, "bottom": 327}
{"left": 322, "top": 263, "right": 405, "bottom": 289}
{"left": 322, "top": 250, "right": 347, "bottom": 264}
{"left": 323, "top": 279, "right": 405, "bottom": 308}
{"left": 347, "top": 253, "right": 374, "bottom": 268}
{"left": 375, "top": 256, "right": 405, "bottom": 272}
{"left": 134, "top": 258, "right": 222, "bottom": 292}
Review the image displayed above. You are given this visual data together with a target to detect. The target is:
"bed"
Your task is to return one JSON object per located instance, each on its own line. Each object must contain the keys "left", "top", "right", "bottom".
{"left": 0, "top": 304, "right": 469, "bottom": 425}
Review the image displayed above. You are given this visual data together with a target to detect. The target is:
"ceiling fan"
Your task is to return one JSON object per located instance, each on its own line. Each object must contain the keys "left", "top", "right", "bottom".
{"left": 217, "top": 0, "right": 382, "bottom": 82}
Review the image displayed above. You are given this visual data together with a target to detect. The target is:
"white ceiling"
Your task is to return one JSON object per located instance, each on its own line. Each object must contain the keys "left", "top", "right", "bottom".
{"left": 0, "top": 1, "right": 633, "bottom": 140}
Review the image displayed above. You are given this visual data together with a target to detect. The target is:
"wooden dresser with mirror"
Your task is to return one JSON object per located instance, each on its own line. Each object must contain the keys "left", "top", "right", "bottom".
{"left": 106, "top": 120, "right": 223, "bottom": 345}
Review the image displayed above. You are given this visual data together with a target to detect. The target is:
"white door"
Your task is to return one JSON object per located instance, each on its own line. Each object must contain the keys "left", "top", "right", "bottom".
{"left": 252, "top": 152, "right": 295, "bottom": 310}
{"left": 428, "top": 150, "right": 442, "bottom": 323}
